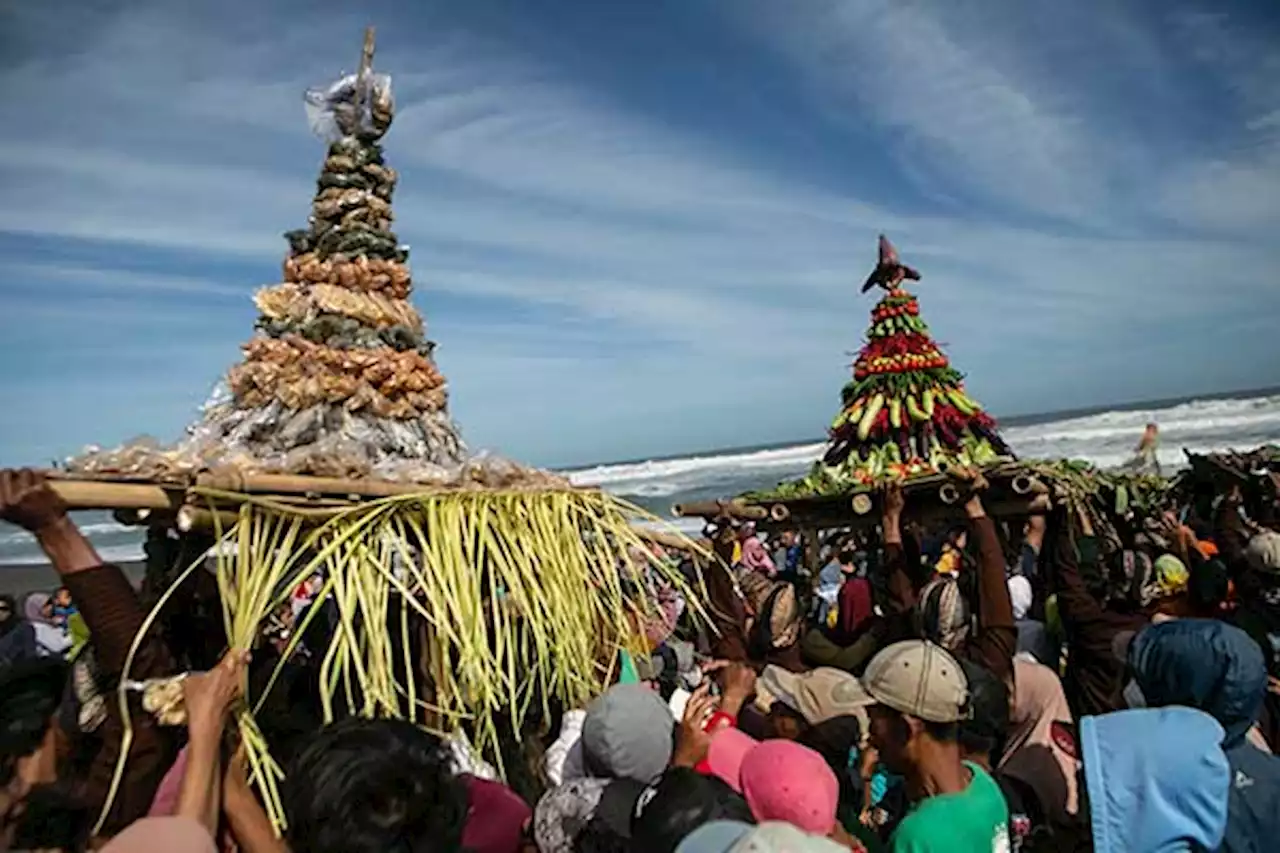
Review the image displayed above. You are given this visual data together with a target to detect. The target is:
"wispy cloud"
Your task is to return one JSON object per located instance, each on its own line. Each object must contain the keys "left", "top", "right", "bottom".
{"left": 0, "top": 0, "right": 1277, "bottom": 468}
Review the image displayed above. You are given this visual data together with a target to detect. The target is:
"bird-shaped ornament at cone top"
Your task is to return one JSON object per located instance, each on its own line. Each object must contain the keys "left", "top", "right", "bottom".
{"left": 823, "top": 234, "right": 1012, "bottom": 485}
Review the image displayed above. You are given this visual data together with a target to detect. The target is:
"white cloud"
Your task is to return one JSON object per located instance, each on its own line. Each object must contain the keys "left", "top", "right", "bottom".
{"left": 1155, "top": 9, "right": 1280, "bottom": 233}
{"left": 724, "top": 0, "right": 1136, "bottom": 221}
{"left": 0, "top": 0, "right": 1278, "bottom": 466}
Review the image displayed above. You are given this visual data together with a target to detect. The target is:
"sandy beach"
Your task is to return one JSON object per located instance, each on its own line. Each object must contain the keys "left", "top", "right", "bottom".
{"left": 0, "top": 560, "right": 146, "bottom": 598}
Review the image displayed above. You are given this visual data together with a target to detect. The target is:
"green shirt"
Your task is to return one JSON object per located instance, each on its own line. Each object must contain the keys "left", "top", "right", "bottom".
{"left": 890, "top": 763, "right": 1009, "bottom": 853}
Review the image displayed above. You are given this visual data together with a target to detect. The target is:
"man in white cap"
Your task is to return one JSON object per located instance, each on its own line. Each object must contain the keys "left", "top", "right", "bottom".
{"left": 861, "top": 640, "right": 1009, "bottom": 852}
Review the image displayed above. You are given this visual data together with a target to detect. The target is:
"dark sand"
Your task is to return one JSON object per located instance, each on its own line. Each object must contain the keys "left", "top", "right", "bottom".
{"left": 0, "top": 560, "right": 146, "bottom": 597}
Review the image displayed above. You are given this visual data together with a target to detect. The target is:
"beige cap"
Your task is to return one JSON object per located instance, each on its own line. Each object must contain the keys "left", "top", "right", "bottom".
{"left": 758, "top": 665, "right": 875, "bottom": 728}
{"left": 1246, "top": 531, "right": 1280, "bottom": 573}
{"left": 860, "top": 640, "right": 970, "bottom": 723}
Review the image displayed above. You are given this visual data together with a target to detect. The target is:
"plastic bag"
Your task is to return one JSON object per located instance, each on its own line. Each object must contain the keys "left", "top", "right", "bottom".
{"left": 305, "top": 72, "right": 395, "bottom": 142}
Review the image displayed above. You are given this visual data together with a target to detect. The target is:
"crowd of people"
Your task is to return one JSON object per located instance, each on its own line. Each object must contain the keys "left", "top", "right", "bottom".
{"left": 0, "top": 584, "right": 81, "bottom": 665}
{"left": 2, "top": 462, "right": 1280, "bottom": 852}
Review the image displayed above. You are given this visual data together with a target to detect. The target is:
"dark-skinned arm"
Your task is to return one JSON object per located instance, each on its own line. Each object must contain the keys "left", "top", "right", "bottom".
{"left": 964, "top": 491, "right": 1017, "bottom": 682}
{"left": 1048, "top": 506, "right": 1109, "bottom": 631}
{"left": 881, "top": 484, "right": 916, "bottom": 615}
{"left": 1, "top": 470, "right": 178, "bottom": 837}
{"left": 224, "top": 751, "right": 291, "bottom": 853}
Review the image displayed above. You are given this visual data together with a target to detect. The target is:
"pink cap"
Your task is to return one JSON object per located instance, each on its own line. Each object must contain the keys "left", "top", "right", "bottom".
{"left": 740, "top": 741, "right": 839, "bottom": 835}
{"left": 706, "top": 727, "right": 758, "bottom": 793}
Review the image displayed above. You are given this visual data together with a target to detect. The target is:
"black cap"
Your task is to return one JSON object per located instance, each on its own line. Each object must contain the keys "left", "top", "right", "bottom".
{"left": 631, "top": 767, "right": 754, "bottom": 853}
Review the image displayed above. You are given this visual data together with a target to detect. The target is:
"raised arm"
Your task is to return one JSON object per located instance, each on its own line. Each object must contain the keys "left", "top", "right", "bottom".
{"left": 962, "top": 486, "right": 1016, "bottom": 683}
{"left": 1214, "top": 487, "right": 1251, "bottom": 565}
{"left": 880, "top": 484, "right": 916, "bottom": 615}
{"left": 1, "top": 469, "right": 178, "bottom": 837}
{"left": 1045, "top": 504, "right": 1109, "bottom": 629}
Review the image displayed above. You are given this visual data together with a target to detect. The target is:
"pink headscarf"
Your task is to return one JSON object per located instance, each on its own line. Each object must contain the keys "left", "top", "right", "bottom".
{"left": 738, "top": 525, "right": 776, "bottom": 576}
{"left": 999, "top": 659, "right": 1079, "bottom": 825}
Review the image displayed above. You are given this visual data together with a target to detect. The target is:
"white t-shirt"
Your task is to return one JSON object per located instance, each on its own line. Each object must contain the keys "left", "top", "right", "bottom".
{"left": 32, "top": 622, "right": 71, "bottom": 657}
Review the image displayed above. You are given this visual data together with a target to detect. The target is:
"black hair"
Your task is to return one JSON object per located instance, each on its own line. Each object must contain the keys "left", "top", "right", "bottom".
{"left": 796, "top": 715, "right": 862, "bottom": 768}
{"left": 837, "top": 550, "right": 857, "bottom": 567}
{"left": 283, "top": 717, "right": 469, "bottom": 853}
{"left": 631, "top": 767, "right": 754, "bottom": 853}
{"left": 0, "top": 659, "right": 67, "bottom": 785}
{"left": 797, "top": 716, "right": 865, "bottom": 817}
{"left": 958, "top": 661, "right": 1009, "bottom": 760}
{"left": 1189, "top": 559, "right": 1230, "bottom": 615}
{"left": 10, "top": 781, "right": 92, "bottom": 853}
{"left": 922, "top": 720, "right": 960, "bottom": 743}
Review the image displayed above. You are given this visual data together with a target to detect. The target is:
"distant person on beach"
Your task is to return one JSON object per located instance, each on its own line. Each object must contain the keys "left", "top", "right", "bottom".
{"left": 23, "top": 591, "right": 71, "bottom": 658}
{"left": 52, "top": 585, "right": 77, "bottom": 631}
{"left": 1125, "top": 422, "right": 1162, "bottom": 475}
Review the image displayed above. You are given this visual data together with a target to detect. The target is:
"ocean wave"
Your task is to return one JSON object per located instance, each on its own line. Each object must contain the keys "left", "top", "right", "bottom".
{"left": 3, "top": 392, "right": 1278, "bottom": 566}
{"left": 0, "top": 520, "right": 132, "bottom": 546}
{"left": 567, "top": 441, "right": 827, "bottom": 488}
{"left": 0, "top": 543, "right": 144, "bottom": 567}
{"left": 1003, "top": 395, "right": 1280, "bottom": 447}
{"left": 569, "top": 393, "right": 1280, "bottom": 499}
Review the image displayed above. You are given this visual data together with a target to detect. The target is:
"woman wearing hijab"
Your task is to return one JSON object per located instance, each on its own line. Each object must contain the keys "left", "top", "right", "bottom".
{"left": 0, "top": 593, "right": 17, "bottom": 632}
{"left": 737, "top": 523, "right": 776, "bottom": 578}
{"left": 997, "top": 659, "right": 1080, "bottom": 848}
{"left": 24, "top": 591, "right": 72, "bottom": 658}
{"left": 0, "top": 592, "right": 39, "bottom": 665}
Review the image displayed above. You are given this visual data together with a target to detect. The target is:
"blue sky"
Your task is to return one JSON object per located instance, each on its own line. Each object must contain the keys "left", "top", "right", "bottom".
{"left": 1, "top": 0, "right": 1278, "bottom": 469}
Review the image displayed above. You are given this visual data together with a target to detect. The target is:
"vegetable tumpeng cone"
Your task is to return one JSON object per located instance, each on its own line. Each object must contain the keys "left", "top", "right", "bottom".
{"left": 822, "top": 235, "right": 1012, "bottom": 484}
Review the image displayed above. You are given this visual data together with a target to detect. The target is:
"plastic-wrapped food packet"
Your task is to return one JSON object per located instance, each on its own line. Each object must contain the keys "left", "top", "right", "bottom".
{"left": 304, "top": 72, "right": 395, "bottom": 142}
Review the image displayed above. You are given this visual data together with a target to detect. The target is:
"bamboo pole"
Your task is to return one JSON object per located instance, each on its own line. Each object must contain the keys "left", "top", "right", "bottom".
{"left": 354, "top": 26, "right": 376, "bottom": 114}
{"left": 176, "top": 504, "right": 353, "bottom": 533}
{"left": 671, "top": 500, "right": 768, "bottom": 521}
{"left": 630, "top": 526, "right": 707, "bottom": 553}
{"left": 48, "top": 480, "right": 181, "bottom": 511}
{"left": 195, "top": 471, "right": 443, "bottom": 500}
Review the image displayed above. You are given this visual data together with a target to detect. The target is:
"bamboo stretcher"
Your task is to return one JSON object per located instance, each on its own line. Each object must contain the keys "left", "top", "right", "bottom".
{"left": 673, "top": 465, "right": 1049, "bottom": 533}
{"left": 44, "top": 470, "right": 708, "bottom": 552}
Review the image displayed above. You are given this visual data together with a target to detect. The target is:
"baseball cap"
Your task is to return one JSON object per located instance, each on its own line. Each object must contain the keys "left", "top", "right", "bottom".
{"left": 631, "top": 767, "right": 753, "bottom": 853}
{"left": 581, "top": 683, "right": 675, "bottom": 783}
{"left": 861, "top": 640, "right": 970, "bottom": 723}
{"left": 704, "top": 730, "right": 839, "bottom": 835}
{"left": 676, "top": 821, "right": 848, "bottom": 853}
{"left": 741, "top": 740, "right": 839, "bottom": 834}
{"left": 1245, "top": 532, "right": 1280, "bottom": 573}
{"left": 756, "top": 666, "right": 875, "bottom": 730}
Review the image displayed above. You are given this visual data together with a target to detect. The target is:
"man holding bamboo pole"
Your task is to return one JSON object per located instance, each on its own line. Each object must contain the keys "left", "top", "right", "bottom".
{"left": 0, "top": 469, "right": 180, "bottom": 843}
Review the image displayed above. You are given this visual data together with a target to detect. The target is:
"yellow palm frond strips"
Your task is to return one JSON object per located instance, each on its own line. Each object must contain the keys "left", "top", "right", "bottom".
{"left": 107, "top": 488, "right": 708, "bottom": 834}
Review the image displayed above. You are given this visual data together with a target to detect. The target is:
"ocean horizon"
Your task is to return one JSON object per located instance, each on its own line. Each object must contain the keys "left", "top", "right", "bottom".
{"left": 2, "top": 385, "right": 1279, "bottom": 567}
